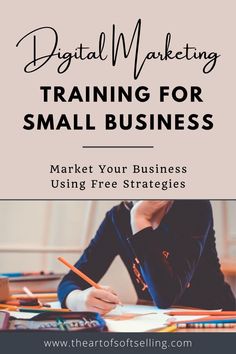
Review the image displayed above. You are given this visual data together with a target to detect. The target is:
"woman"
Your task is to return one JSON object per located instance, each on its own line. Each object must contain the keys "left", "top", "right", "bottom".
{"left": 58, "top": 200, "right": 236, "bottom": 313}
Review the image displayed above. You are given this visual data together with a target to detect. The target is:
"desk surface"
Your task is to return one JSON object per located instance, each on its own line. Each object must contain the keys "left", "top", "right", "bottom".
{"left": 2, "top": 303, "right": 236, "bottom": 333}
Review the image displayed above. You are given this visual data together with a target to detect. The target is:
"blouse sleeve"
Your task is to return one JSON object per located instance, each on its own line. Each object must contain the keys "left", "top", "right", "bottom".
{"left": 57, "top": 209, "right": 119, "bottom": 307}
{"left": 127, "top": 201, "right": 212, "bottom": 308}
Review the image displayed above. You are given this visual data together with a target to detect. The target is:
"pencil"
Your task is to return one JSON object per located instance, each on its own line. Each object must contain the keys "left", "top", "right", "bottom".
{"left": 0, "top": 304, "right": 18, "bottom": 311}
{"left": 158, "top": 324, "right": 177, "bottom": 332}
{"left": 58, "top": 256, "right": 122, "bottom": 306}
{"left": 10, "top": 293, "right": 58, "bottom": 300}
{"left": 174, "top": 315, "right": 236, "bottom": 322}
{"left": 58, "top": 256, "right": 102, "bottom": 289}
{"left": 20, "top": 308, "right": 70, "bottom": 313}
{"left": 167, "top": 311, "right": 236, "bottom": 316}
{"left": 0, "top": 304, "right": 42, "bottom": 311}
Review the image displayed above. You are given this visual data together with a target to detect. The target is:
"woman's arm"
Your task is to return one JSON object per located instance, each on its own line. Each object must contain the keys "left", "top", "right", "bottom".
{"left": 128, "top": 200, "right": 212, "bottom": 308}
{"left": 57, "top": 209, "right": 119, "bottom": 311}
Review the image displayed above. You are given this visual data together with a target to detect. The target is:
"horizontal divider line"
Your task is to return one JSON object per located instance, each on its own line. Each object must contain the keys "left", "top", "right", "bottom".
{"left": 82, "top": 145, "right": 154, "bottom": 149}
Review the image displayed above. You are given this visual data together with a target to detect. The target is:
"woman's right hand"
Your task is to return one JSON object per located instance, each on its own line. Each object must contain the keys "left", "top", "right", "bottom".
{"left": 65, "top": 286, "right": 120, "bottom": 315}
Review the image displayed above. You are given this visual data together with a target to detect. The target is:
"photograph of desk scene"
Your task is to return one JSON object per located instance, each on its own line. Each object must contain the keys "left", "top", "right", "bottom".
{"left": 0, "top": 200, "right": 236, "bottom": 332}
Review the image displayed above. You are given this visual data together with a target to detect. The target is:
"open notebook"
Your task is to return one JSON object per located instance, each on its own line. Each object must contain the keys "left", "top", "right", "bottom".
{"left": 104, "top": 305, "right": 207, "bottom": 332}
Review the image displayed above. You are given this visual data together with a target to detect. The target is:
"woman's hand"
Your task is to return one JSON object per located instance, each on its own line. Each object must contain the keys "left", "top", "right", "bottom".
{"left": 131, "top": 200, "right": 172, "bottom": 234}
{"left": 65, "top": 286, "right": 120, "bottom": 315}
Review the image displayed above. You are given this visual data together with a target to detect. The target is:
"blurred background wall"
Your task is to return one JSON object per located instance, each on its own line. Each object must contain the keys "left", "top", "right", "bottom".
{"left": 0, "top": 201, "right": 235, "bottom": 303}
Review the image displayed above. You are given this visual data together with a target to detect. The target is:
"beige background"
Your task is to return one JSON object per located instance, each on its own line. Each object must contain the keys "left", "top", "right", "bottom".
{"left": 0, "top": 0, "right": 235, "bottom": 198}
